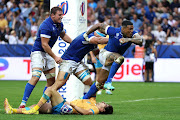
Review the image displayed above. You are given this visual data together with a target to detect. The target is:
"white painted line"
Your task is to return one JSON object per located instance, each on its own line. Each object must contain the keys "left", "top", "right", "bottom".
{"left": 121, "top": 97, "right": 180, "bottom": 103}
{"left": 105, "top": 97, "right": 180, "bottom": 103}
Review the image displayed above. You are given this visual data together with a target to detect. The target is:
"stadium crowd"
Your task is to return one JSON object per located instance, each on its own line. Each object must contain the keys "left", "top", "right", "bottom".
{"left": 0, "top": 0, "right": 180, "bottom": 45}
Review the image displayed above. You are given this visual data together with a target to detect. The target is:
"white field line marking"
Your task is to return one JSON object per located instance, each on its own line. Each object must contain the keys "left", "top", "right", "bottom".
{"left": 121, "top": 97, "right": 180, "bottom": 103}
{"left": 105, "top": 97, "right": 180, "bottom": 103}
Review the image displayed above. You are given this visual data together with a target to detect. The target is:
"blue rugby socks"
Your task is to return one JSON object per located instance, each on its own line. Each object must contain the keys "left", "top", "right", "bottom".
{"left": 106, "top": 62, "right": 120, "bottom": 83}
{"left": 83, "top": 83, "right": 98, "bottom": 99}
{"left": 20, "top": 83, "right": 35, "bottom": 106}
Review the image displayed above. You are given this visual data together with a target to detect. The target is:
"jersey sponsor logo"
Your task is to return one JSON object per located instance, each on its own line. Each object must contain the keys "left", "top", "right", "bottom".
{"left": 80, "top": 1, "right": 85, "bottom": 16}
{"left": 0, "top": 58, "right": 9, "bottom": 79}
{"left": 57, "top": 1, "right": 68, "bottom": 15}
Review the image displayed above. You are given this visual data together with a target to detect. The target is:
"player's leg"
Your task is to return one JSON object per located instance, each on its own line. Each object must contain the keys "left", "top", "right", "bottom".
{"left": 19, "top": 52, "right": 45, "bottom": 108}
{"left": 94, "top": 58, "right": 103, "bottom": 95}
{"left": 43, "top": 68, "right": 55, "bottom": 93}
{"left": 83, "top": 68, "right": 109, "bottom": 99}
{"left": 104, "top": 53, "right": 124, "bottom": 91}
{"left": 4, "top": 98, "right": 39, "bottom": 114}
{"left": 75, "top": 62, "right": 93, "bottom": 95}
{"left": 83, "top": 49, "right": 111, "bottom": 99}
{"left": 19, "top": 68, "right": 42, "bottom": 108}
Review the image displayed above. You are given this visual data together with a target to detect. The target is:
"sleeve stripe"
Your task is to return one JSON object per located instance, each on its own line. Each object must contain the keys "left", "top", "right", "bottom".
{"left": 105, "top": 25, "right": 110, "bottom": 34}
{"left": 40, "top": 34, "right": 51, "bottom": 38}
{"left": 90, "top": 109, "right": 95, "bottom": 115}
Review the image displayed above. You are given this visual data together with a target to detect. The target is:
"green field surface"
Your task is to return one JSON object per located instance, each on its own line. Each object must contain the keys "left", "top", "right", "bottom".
{"left": 0, "top": 80, "right": 180, "bottom": 120}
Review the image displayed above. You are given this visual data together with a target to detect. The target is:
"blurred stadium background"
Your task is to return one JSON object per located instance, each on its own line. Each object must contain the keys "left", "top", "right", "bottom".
{"left": 0, "top": 0, "right": 180, "bottom": 119}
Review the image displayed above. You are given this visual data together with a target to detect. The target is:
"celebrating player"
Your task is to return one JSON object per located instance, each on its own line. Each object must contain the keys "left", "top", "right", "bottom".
{"left": 19, "top": 7, "right": 72, "bottom": 108}
{"left": 83, "top": 20, "right": 143, "bottom": 99}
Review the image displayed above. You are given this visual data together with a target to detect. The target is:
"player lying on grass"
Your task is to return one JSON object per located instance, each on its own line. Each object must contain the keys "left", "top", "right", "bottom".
{"left": 4, "top": 87, "right": 113, "bottom": 115}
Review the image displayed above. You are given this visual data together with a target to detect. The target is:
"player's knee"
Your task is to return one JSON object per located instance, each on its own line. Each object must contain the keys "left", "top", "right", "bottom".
{"left": 83, "top": 78, "right": 93, "bottom": 85}
{"left": 115, "top": 56, "right": 124, "bottom": 64}
{"left": 95, "top": 81, "right": 104, "bottom": 90}
{"left": 45, "top": 73, "right": 55, "bottom": 79}
{"left": 77, "top": 70, "right": 91, "bottom": 83}
{"left": 32, "top": 69, "right": 42, "bottom": 78}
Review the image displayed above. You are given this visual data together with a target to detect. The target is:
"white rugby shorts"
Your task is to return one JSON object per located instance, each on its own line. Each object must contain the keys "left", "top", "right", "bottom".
{"left": 59, "top": 60, "right": 89, "bottom": 74}
{"left": 31, "top": 51, "right": 55, "bottom": 71}
{"left": 99, "top": 48, "right": 112, "bottom": 71}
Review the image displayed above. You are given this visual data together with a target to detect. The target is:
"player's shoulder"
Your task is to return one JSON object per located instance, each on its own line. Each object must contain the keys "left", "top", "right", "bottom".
{"left": 40, "top": 17, "right": 53, "bottom": 30}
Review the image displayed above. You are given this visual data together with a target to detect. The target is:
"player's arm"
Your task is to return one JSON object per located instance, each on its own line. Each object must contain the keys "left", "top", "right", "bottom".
{"left": 70, "top": 103, "right": 93, "bottom": 115}
{"left": 41, "top": 37, "right": 62, "bottom": 64}
{"left": 89, "top": 51, "right": 97, "bottom": 63}
{"left": 119, "top": 33, "right": 143, "bottom": 46}
{"left": 89, "top": 36, "right": 109, "bottom": 44}
{"left": 84, "top": 23, "right": 109, "bottom": 42}
{"left": 60, "top": 31, "right": 72, "bottom": 43}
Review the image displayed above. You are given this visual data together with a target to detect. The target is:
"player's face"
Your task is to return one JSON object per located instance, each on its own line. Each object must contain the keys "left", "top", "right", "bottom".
{"left": 124, "top": 25, "right": 134, "bottom": 38}
{"left": 99, "top": 102, "right": 108, "bottom": 112}
{"left": 54, "top": 10, "right": 63, "bottom": 23}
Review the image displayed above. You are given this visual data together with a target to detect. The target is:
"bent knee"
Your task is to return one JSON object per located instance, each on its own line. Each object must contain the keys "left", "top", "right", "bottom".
{"left": 83, "top": 78, "right": 93, "bottom": 85}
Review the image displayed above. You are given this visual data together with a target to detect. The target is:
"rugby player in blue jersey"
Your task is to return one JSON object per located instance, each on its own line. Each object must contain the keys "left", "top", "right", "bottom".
{"left": 19, "top": 7, "right": 72, "bottom": 108}
{"left": 17, "top": 29, "right": 109, "bottom": 114}
{"left": 83, "top": 20, "right": 143, "bottom": 99}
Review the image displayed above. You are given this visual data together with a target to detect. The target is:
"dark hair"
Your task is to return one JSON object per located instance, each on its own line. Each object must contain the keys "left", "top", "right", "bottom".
{"left": 122, "top": 20, "right": 133, "bottom": 27}
{"left": 144, "top": 40, "right": 153, "bottom": 48}
{"left": 100, "top": 104, "right": 113, "bottom": 114}
{"left": 50, "top": 7, "right": 62, "bottom": 15}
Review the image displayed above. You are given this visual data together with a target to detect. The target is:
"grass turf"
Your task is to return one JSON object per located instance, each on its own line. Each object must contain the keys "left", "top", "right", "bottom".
{"left": 0, "top": 80, "right": 180, "bottom": 120}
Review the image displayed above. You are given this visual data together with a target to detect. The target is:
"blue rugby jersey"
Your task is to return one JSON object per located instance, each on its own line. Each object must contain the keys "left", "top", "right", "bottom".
{"left": 61, "top": 32, "right": 97, "bottom": 62}
{"left": 32, "top": 17, "right": 64, "bottom": 52}
{"left": 104, "top": 26, "right": 137, "bottom": 55}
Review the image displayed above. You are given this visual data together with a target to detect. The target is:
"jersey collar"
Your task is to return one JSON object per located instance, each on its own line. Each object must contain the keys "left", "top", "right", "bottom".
{"left": 48, "top": 16, "right": 61, "bottom": 28}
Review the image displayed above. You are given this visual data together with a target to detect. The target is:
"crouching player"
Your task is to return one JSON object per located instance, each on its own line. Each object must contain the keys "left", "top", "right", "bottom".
{"left": 4, "top": 88, "right": 113, "bottom": 115}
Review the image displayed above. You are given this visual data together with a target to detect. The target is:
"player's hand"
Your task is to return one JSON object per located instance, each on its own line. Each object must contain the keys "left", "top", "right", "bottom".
{"left": 55, "top": 56, "right": 63, "bottom": 64}
{"left": 83, "top": 33, "right": 90, "bottom": 42}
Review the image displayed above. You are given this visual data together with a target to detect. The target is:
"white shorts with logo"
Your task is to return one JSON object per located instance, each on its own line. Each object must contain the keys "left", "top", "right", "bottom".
{"left": 99, "top": 48, "right": 112, "bottom": 71}
{"left": 59, "top": 60, "right": 89, "bottom": 74}
{"left": 31, "top": 51, "right": 55, "bottom": 71}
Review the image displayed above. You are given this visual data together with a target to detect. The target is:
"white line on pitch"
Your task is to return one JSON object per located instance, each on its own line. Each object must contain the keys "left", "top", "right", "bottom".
{"left": 121, "top": 97, "right": 180, "bottom": 103}
{"left": 105, "top": 97, "right": 180, "bottom": 103}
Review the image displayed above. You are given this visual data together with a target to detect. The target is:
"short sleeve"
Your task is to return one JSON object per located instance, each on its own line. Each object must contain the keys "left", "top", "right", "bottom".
{"left": 40, "top": 24, "right": 51, "bottom": 38}
{"left": 106, "top": 26, "right": 116, "bottom": 36}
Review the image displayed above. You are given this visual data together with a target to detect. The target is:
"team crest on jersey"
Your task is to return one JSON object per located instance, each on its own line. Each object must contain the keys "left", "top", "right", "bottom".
{"left": 115, "top": 33, "right": 120, "bottom": 39}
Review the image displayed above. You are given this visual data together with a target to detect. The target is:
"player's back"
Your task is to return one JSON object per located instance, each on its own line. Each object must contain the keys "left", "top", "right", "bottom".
{"left": 62, "top": 32, "right": 96, "bottom": 62}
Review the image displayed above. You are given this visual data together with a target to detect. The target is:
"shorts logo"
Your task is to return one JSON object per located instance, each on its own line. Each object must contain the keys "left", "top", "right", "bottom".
{"left": 80, "top": 2, "right": 85, "bottom": 16}
{"left": 57, "top": 1, "right": 68, "bottom": 15}
{"left": 0, "top": 58, "right": 9, "bottom": 79}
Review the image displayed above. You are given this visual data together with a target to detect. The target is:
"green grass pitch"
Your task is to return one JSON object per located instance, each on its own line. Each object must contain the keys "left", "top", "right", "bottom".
{"left": 0, "top": 80, "right": 180, "bottom": 120}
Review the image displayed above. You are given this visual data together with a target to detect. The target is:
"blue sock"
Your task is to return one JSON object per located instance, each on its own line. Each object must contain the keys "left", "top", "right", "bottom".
{"left": 43, "top": 86, "right": 47, "bottom": 94}
{"left": 22, "top": 83, "right": 35, "bottom": 103}
{"left": 105, "top": 62, "right": 120, "bottom": 84}
{"left": 83, "top": 83, "right": 98, "bottom": 99}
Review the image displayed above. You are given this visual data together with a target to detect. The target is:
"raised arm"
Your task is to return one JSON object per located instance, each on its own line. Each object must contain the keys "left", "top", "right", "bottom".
{"left": 89, "top": 37, "right": 108, "bottom": 44}
{"left": 84, "top": 23, "right": 108, "bottom": 42}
